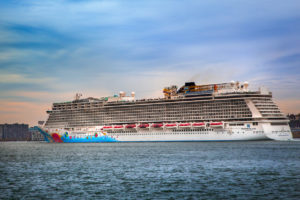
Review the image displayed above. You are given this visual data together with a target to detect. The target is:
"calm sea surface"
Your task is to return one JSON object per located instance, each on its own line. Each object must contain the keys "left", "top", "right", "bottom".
{"left": 0, "top": 141, "right": 300, "bottom": 199}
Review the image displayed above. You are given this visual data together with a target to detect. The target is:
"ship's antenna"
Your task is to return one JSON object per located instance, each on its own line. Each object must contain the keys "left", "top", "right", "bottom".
{"left": 75, "top": 93, "right": 82, "bottom": 100}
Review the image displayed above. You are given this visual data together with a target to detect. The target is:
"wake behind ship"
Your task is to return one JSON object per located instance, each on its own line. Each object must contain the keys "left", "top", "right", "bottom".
{"left": 36, "top": 81, "right": 292, "bottom": 142}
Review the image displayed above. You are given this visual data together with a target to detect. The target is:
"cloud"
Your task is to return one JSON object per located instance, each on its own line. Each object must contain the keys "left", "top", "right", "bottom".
{"left": 0, "top": 0, "right": 300, "bottom": 125}
{"left": 276, "top": 99, "right": 300, "bottom": 115}
{"left": 0, "top": 73, "right": 54, "bottom": 84}
{"left": 0, "top": 100, "right": 49, "bottom": 125}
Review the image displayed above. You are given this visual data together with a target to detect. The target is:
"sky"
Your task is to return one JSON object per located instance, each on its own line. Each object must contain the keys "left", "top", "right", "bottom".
{"left": 0, "top": 0, "right": 300, "bottom": 126}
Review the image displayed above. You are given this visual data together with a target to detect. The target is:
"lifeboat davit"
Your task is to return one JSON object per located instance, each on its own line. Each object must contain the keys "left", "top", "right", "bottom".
{"left": 103, "top": 126, "right": 113, "bottom": 129}
{"left": 138, "top": 124, "right": 149, "bottom": 128}
{"left": 152, "top": 123, "right": 163, "bottom": 128}
{"left": 192, "top": 122, "right": 205, "bottom": 127}
{"left": 125, "top": 124, "right": 136, "bottom": 128}
{"left": 165, "top": 123, "right": 177, "bottom": 128}
{"left": 114, "top": 125, "right": 124, "bottom": 129}
{"left": 210, "top": 122, "right": 223, "bottom": 128}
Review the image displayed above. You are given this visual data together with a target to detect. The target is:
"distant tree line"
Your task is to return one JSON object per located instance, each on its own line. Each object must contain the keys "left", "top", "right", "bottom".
{"left": 287, "top": 114, "right": 300, "bottom": 128}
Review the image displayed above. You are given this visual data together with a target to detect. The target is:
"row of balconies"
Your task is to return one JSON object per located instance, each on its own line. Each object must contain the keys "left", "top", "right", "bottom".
{"left": 47, "top": 113, "right": 253, "bottom": 121}
{"left": 46, "top": 115, "right": 253, "bottom": 124}
{"left": 52, "top": 104, "right": 250, "bottom": 111}
{"left": 52, "top": 100, "right": 248, "bottom": 109}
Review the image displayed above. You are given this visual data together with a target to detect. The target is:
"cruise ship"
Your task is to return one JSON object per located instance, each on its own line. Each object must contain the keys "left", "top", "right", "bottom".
{"left": 36, "top": 81, "right": 293, "bottom": 142}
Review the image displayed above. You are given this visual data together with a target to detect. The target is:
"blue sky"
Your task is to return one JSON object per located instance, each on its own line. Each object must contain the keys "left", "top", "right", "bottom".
{"left": 0, "top": 0, "right": 300, "bottom": 125}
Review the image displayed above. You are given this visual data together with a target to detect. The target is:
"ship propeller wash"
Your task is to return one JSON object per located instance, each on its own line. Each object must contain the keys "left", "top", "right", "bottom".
{"left": 36, "top": 81, "right": 292, "bottom": 142}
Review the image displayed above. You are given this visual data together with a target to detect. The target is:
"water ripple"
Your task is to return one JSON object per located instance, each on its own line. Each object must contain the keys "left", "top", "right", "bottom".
{"left": 0, "top": 141, "right": 300, "bottom": 199}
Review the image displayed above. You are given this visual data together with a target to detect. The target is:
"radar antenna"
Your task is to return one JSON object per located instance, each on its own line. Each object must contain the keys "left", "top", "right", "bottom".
{"left": 75, "top": 93, "right": 82, "bottom": 100}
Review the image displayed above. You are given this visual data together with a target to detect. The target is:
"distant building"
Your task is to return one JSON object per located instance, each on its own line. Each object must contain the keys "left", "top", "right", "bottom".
{"left": 0, "top": 123, "right": 30, "bottom": 141}
{"left": 38, "top": 121, "right": 45, "bottom": 126}
{"left": 29, "top": 127, "right": 44, "bottom": 141}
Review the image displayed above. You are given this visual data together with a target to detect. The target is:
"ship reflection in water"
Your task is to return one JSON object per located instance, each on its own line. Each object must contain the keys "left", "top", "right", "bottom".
{"left": 0, "top": 141, "right": 299, "bottom": 199}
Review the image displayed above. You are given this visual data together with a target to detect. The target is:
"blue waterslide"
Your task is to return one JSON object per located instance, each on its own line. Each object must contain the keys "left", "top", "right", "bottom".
{"left": 30, "top": 126, "right": 54, "bottom": 142}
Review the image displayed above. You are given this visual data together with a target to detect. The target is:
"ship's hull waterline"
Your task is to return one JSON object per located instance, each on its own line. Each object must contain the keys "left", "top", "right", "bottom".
{"left": 49, "top": 132, "right": 268, "bottom": 143}
{"left": 36, "top": 123, "right": 292, "bottom": 142}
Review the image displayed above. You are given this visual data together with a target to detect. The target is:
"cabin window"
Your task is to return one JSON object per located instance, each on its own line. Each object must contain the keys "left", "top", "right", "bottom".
{"left": 271, "top": 122, "right": 288, "bottom": 126}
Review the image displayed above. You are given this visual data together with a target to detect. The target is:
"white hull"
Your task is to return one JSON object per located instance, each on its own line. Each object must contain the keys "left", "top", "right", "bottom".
{"left": 48, "top": 123, "right": 293, "bottom": 142}
{"left": 109, "top": 130, "right": 268, "bottom": 142}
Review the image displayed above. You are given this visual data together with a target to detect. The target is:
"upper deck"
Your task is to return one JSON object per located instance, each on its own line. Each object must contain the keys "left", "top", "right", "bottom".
{"left": 50, "top": 88, "right": 272, "bottom": 110}
{"left": 44, "top": 81, "right": 286, "bottom": 128}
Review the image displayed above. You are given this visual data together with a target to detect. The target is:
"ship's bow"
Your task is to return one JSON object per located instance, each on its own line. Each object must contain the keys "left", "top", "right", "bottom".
{"left": 262, "top": 123, "right": 293, "bottom": 141}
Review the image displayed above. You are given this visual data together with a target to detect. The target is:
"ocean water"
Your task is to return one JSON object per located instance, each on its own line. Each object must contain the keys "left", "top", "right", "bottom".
{"left": 0, "top": 141, "right": 300, "bottom": 200}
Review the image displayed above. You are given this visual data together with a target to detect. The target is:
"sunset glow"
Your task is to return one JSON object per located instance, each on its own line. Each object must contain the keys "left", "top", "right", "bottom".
{"left": 0, "top": 0, "right": 300, "bottom": 126}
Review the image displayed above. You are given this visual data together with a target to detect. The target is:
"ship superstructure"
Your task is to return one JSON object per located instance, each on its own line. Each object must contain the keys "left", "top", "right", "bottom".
{"left": 40, "top": 81, "right": 292, "bottom": 142}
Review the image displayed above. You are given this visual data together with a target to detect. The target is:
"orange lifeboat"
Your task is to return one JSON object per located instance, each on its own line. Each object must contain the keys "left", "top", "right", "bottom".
{"left": 114, "top": 125, "right": 124, "bottom": 129}
{"left": 125, "top": 124, "right": 136, "bottom": 128}
{"left": 138, "top": 124, "right": 149, "bottom": 128}
{"left": 165, "top": 123, "right": 177, "bottom": 128}
{"left": 192, "top": 122, "right": 205, "bottom": 127}
{"left": 152, "top": 123, "right": 163, "bottom": 128}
